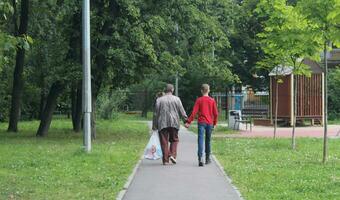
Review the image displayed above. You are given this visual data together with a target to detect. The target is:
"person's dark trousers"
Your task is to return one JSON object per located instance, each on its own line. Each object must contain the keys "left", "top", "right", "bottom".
{"left": 159, "top": 127, "right": 179, "bottom": 164}
{"left": 197, "top": 123, "right": 213, "bottom": 159}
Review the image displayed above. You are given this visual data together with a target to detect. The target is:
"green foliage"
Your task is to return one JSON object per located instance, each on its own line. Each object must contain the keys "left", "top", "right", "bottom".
{"left": 142, "top": 0, "right": 237, "bottom": 83}
{"left": 0, "top": 72, "right": 10, "bottom": 121}
{"left": 228, "top": 0, "right": 269, "bottom": 90}
{"left": 328, "top": 67, "right": 340, "bottom": 120}
{"left": 0, "top": 1, "right": 33, "bottom": 71}
{"left": 256, "top": 0, "right": 322, "bottom": 74}
{"left": 0, "top": 117, "right": 148, "bottom": 199}
{"left": 0, "top": 1, "right": 15, "bottom": 72}
{"left": 1, "top": 0, "right": 338, "bottom": 130}
{"left": 1, "top": 0, "right": 238, "bottom": 124}
{"left": 190, "top": 124, "right": 238, "bottom": 135}
{"left": 0, "top": 33, "right": 17, "bottom": 72}
{"left": 126, "top": 76, "right": 167, "bottom": 112}
{"left": 297, "top": 0, "right": 340, "bottom": 47}
{"left": 0, "top": 1, "right": 14, "bottom": 19}
{"left": 97, "top": 88, "right": 128, "bottom": 119}
{"left": 214, "top": 138, "right": 340, "bottom": 200}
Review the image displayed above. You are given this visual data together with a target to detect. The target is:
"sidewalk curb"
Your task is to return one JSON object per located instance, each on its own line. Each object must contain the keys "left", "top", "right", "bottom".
{"left": 212, "top": 155, "right": 244, "bottom": 200}
{"left": 117, "top": 121, "right": 150, "bottom": 200}
{"left": 116, "top": 155, "right": 144, "bottom": 200}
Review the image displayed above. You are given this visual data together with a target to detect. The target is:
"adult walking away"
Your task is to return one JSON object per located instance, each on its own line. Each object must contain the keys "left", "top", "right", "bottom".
{"left": 152, "top": 84, "right": 188, "bottom": 165}
{"left": 185, "top": 84, "right": 218, "bottom": 167}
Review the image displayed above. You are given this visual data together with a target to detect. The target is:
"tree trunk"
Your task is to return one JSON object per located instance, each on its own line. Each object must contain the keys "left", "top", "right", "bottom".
{"left": 274, "top": 78, "right": 279, "bottom": 139}
{"left": 90, "top": 56, "right": 106, "bottom": 140}
{"left": 39, "top": 91, "right": 46, "bottom": 120}
{"left": 322, "top": 42, "right": 328, "bottom": 163}
{"left": 36, "top": 82, "right": 64, "bottom": 137}
{"left": 88, "top": 0, "right": 118, "bottom": 140}
{"left": 71, "top": 82, "right": 82, "bottom": 132}
{"left": 39, "top": 71, "right": 46, "bottom": 120}
{"left": 91, "top": 94, "right": 97, "bottom": 140}
{"left": 71, "top": 85, "right": 76, "bottom": 120}
{"left": 8, "top": 0, "right": 29, "bottom": 132}
{"left": 141, "top": 88, "right": 148, "bottom": 118}
{"left": 292, "top": 75, "right": 297, "bottom": 149}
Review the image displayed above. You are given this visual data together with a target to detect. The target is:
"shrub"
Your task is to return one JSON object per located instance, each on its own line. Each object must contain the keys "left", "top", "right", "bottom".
{"left": 328, "top": 67, "right": 340, "bottom": 120}
{"left": 96, "top": 88, "right": 128, "bottom": 119}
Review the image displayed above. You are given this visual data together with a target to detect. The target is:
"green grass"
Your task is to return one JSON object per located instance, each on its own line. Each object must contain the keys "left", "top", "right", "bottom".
{"left": 0, "top": 116, "right": 149, "bottom": 199}
{"left": 329, "top": 118, "right": 340, "bottom": 125}
{"left": 116, "top": 111, "right": 154, "bottom": 121}
{"left": 213, "top": 138, "right": 340, "bottom": 200}
{"left": 189, "top": 123, "right": 237, "bottom": 135}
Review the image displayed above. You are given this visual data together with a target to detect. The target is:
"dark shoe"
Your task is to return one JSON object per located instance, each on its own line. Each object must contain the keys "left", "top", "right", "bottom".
{"left": 198, "top": 157, "right": 204, "bottom": 167}
{"left": 205, "top": 155, "right": 211, "bottom": 165}
{"left": 169, "top": 156, "right": 177, "bottom": 164}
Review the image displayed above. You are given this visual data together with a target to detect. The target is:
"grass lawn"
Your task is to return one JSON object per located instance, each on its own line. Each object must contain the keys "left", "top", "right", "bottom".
{"left": 329, "top": 118, "right": 340, "bottom": 125}
{"left": 213, "top": 138, "right": 340, "bottom": 200}
{"left": 189, "top": 123, "right": 238, "bottom": 135}
{"left": 0, "top": 115, "right": 149, "bottom": 199}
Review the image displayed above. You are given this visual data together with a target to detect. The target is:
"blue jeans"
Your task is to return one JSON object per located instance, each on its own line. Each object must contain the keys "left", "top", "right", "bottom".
{"left": 197, "top": 123, "right": 213, "bottom": 158}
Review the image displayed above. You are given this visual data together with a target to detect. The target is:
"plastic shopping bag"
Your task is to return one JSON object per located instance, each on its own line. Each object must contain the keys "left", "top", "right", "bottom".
{"left": 144, "top": 131, "right": 163, "bottom": 160}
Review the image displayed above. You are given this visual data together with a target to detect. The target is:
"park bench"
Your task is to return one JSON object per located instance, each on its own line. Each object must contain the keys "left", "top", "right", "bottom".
{"left": 241, "top": 108, "right": 268, "bottom": 119}
{"left": 233, "top": 112, "right": 252, "bottom": 132}
{"left": 234, "top": 116, "right": 252, "bottom": 131}
{"left": 233, "top": 108, "right": 268, "bottom": 131}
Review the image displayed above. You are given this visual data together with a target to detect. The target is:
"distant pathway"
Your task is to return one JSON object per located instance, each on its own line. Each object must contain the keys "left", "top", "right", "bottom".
{"left": 121, "top": 126, "right": 242, "bottom": 200}
{"left": 217, "top": 124, "right": 340, "bottom": 138}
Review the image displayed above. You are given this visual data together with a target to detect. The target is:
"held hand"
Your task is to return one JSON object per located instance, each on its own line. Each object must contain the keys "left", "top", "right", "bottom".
{"left": 184, "top": 123, "right": 190, "bottom": 128}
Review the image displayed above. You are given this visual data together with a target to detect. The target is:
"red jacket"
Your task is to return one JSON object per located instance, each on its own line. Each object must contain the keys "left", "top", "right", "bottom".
{"left": 187, "top": 96, "right": 218, "bottom": 126}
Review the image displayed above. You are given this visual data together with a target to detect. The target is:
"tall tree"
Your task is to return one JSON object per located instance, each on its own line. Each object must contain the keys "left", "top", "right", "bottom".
{"left": 141, "top": 0, "right": 237, "bottom": 109}
{"left": 229, "top": 0, "right": 268, "bottom": 90}
{"left": 7, "top": 0, "right": 29, "bottom": 132}
{"left": 34, "top": 0, "right": 81, "bottom": 137}
{"left": 256, "top": 0, "right": 322, "bottom": 149}
{"left": 297, "top": 0, "right": 340, "bottom": 162}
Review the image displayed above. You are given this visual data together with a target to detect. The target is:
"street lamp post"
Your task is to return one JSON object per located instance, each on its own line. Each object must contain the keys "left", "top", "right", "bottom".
{"left": 82, "top": 0, "right": 92, "bottom": 152}
{"left": 175, "top": 23, "right": 179, "bottom": 96}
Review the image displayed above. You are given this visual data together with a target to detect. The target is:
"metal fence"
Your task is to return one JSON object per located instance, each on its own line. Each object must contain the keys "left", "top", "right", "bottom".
{"left": 212, "top": 89, "right": 270, "bottom": 119}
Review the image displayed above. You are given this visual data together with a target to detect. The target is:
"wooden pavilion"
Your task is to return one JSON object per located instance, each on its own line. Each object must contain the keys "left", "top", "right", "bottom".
{"left": 269, "top": 59, "right": 324, "bottom": 126}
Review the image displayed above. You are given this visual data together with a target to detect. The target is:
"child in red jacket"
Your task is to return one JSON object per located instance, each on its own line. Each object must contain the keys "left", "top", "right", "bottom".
{"left": 185, "top": 84, "right": 218, "bottom": 167}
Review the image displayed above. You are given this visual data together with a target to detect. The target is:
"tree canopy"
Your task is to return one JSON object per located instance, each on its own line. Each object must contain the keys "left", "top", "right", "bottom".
{"left": 0, "top": 0, "right": 339, "bottom": 136}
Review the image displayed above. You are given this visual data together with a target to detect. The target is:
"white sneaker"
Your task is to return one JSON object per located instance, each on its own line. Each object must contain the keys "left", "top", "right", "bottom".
{"left": 169, "top": 156, "right": 177, "bottom": 164}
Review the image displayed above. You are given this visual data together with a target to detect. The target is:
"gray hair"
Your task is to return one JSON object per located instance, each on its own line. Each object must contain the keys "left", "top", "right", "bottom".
{"left": 165, "top": 84, "right": 174, "bottom": 93}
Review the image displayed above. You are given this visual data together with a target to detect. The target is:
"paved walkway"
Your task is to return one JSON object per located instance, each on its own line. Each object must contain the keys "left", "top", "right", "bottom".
{"left": 217, "top": 123, "right": 340, "bottom": 138}
{"left": 237, "top": 125, "right": 340, "bottom": 138}
{"left": 122, "top": 127, "right": 242, "bottom": 200}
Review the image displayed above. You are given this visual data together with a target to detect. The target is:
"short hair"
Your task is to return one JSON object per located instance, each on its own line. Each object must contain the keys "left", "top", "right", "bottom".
{"left": 165, "top": 84, "right": 174, "bottom": 93}
{"left": 201, "top": 84, "right": 210, "bottom": 93}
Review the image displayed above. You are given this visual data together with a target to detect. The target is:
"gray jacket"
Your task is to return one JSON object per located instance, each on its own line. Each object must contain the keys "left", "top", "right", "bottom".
{"left": 152, "top": 94, "right": 188, "bottom": 131}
